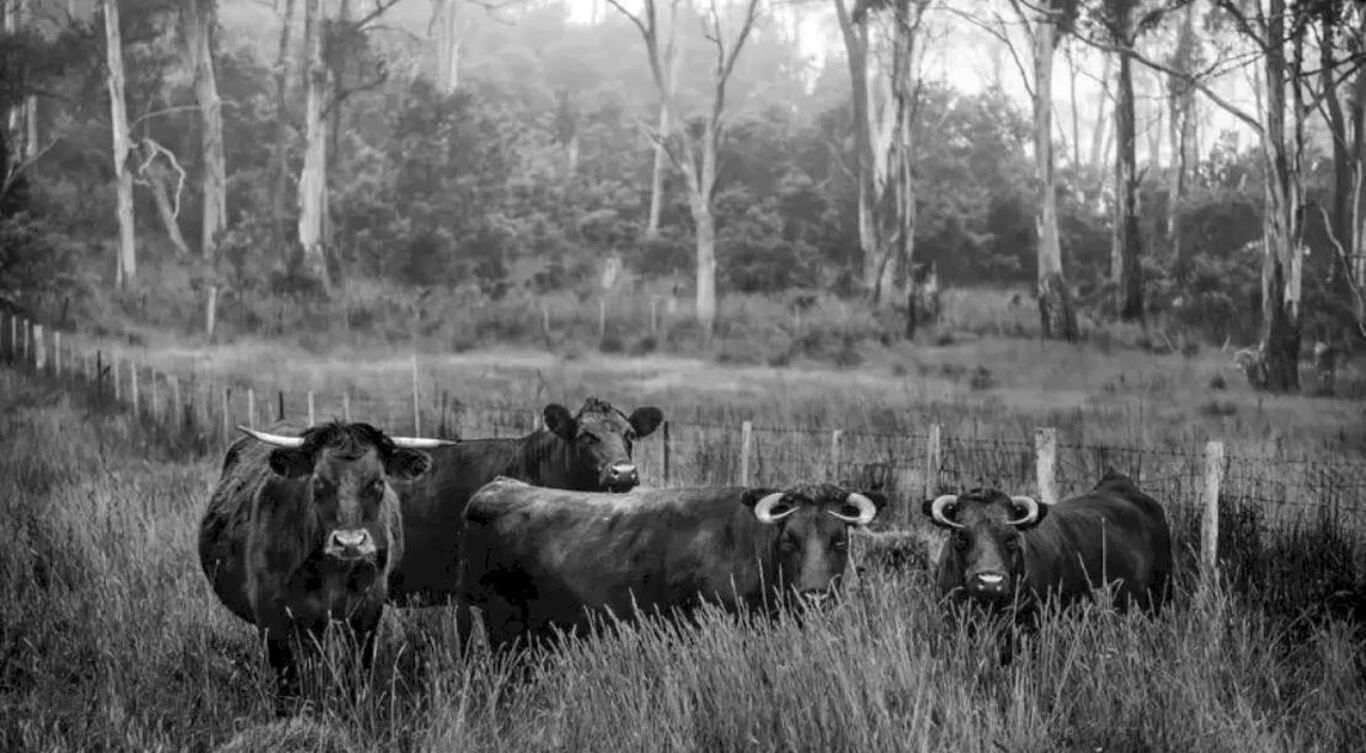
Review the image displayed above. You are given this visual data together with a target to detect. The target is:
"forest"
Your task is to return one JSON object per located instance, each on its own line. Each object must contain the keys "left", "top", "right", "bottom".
{"left": 2, "top": 0, "right": 1364, "bottom": 392}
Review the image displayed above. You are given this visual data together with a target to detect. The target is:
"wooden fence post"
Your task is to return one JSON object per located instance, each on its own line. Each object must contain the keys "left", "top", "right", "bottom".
{"left": 1202, "top": 440, "right": 1224, "bottom": 580}
{"left": 112, "top": 353, "right": 120, "bottom": 401}
{"left": 739, "top": 420, "right": 753, "bottom": 486}
{"left": 649, "top": 297, "right": 659, "bottom": 336}
{"left": 7, "top": 314, "right": 14, "bottom": 363}
{"left": 597, "top": 299, "right": 607, "bottom": 340}
{"left": 54, "top": 332, "right": 61, "bottom": 377}
{"left": 662, "top": 420, "right": 672, "bottom": 485}
{"left": 33, "top": 324, "right": 44, "bottom": 370}
{"left": 130, "top": 362, "right": 140, "bottom": 418}
{"left": 221, "top": 387, "right": 230, "bottom": 444}
{"left": 307, "top": 390, "right": 315, "bottom": 427}
{"left": 172, "top": 375, "right": 182, "bottom": 430}
{"left": 830, "top": 429, "right": 844, "bottom": 481}
{"left": 21, "top": 319, "right": 29, "bottom": 366}
{"left": 921, "top": 423, "right": 942, "bottom": 525}
{"left": 411, "top": 354, "right": 421, "bottom": 435}
{"left": 1035, "top": 426, "right": 1058, "bottom": 505}
{"left": 342, "top": 392, "right": 351, "bottom": 421}
{"left": 150, "top": 372, "right": 161, "bottom": 424}
{"left": 247, "top": 388, "right": 256, "bottom": 430}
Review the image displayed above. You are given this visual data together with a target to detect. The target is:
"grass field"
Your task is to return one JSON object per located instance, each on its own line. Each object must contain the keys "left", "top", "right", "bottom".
{"left": 3, "top": 337, "right": 1366, "bottom": 751}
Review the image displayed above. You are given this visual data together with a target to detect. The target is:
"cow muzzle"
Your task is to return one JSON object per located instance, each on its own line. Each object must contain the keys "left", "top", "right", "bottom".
{"left": 966, "top": 572, "right": 1010, "bottom": 598}
{"left": 601, "top": 463, "right": 639, "bottom": 492}
{"left": 325, "top": 529, "right": 377, "bottom": 562}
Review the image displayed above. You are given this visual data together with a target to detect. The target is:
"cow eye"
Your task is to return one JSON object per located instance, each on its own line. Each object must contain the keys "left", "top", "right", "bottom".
{"left": 313, "top": 476, "right": 335, "bottom": 494}
{"left": 1003, "top": 536, "right": 1020, "bottom": 551}
{"left": 367, "top": 479, "right": 385, "bottom": 497}
{"left": 832, "top": 537, "right": 848, "bottom": 552}
{"left": 580, "top": 432, "right": 600, "bottom": 444}
{"left": 625, "top": 430, "right": 637, "bottom": 442}
{"left": 954, "top": 531, "right": 970, "bottom": 550}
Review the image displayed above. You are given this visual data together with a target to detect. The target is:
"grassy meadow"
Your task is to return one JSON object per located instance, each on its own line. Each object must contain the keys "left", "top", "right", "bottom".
{"left": 3, "top": 319, "right": 1366, "bottom": 751}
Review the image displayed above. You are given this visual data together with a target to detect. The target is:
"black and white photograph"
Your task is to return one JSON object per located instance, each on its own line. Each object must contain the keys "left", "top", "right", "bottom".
{"left": 2, "top": 0, "right": 1365, "bottom": 749}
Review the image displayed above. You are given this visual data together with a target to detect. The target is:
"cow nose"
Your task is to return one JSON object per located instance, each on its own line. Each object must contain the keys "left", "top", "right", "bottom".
{"left": 327, "top": 529, "right": 375, "bottom": 560}
{"left": 968, "top": 572, "right": 1008, "bottom": 595}
{"left": 604, "top": 463, "right": 639, "bottom": 489}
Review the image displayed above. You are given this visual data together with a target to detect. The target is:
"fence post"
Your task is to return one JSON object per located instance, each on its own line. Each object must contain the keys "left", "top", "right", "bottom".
{"left": 130, "top": 362, "right": 140, "bottom": 418}
{"left": 541, "top": 302, "right": 550, "bottom": 336}
{"left": 649, "top": 297, "right": 659, "bottom": 337}
{"left": 342, "top": 392, "right": 351, "bottom": 422}
{"left": 274, "top": 390, "right": 284, "bottom": 422}
{"left": 1034, "top": 426, "right": 1058, "bottom": 505}
{"left": 172, "top": 375, "right": 182, "bottom": 430}
{"left": 112, "top": 353, "right": 121, "bottom": 401}
{"left": 662, "top": 420, "right": 672, "bottom": 485}
{"left": 21, "top": 319, "right": 29, "bottom": 366}
{"left": 151, "top": 372, "right": 161, "bottom": 424}
{"left": 7, "top": 314, "right": 13, "bottom": 363}
{"left": 739, "top": 420, "right": 753, "bottom": 486}
{"left": 830, "top": 429, "right": 844, "bottom": 481}
{"left": 307, "top": 390, "right": 316, "bottom": 427}
{"left": 34, "top": 325, "right": 46, "bottom": 371}
{"left": 411, "top": 354, "right": 421, "bottom": 435}
{"left": 1202, "top": 441, "right": 1224, "bottom": 582}
{"left": 920, "top": 423, "right": 942, "bottom": 525}
{"left": 54, "top": 332, "right": 61, "bottom": 377}
{"left": 597, "top": 299, "right": 607, "bottom": 341}
{"left": 221, "top": 387, "right": 230, "bottom": 444}
{"left": 247, "top": 388, "right": 256, "bottom": 430}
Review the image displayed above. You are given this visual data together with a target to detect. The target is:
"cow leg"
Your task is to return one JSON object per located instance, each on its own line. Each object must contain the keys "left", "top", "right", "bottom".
{"left": 265, "top": 631, "right": 301, "bottom": 716}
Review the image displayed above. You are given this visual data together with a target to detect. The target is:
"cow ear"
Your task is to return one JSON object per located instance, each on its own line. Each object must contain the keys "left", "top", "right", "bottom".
{"left": 386, "top": 449, "right": 432, "bottom": 482}
{"left": 543, "top": 403, "right": 575, "bottom": 440}
{"left": 267, "top": 448, "right": 314, "bottom": 479}
{"left": 628, "top": 407, "right": 663, "bottom": 438}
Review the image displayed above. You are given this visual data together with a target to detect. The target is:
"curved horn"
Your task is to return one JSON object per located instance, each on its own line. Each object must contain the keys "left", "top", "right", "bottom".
{"left": 388, "top": 436, "right": 460, "bottom": 449}
{"left": 828, "top": 492, "right": 878, "bottom": 526}
{"left": 1006, "top": 495, "right": 1041, "bottom": 527}
{"left": 929, "top": 494, "right": 963, "bottom": 528}
{"left": 237, "top": 426, "right": 304, "bottom": 448}
{"left": 753, "top": 492, "right": 798, "bottom": 524}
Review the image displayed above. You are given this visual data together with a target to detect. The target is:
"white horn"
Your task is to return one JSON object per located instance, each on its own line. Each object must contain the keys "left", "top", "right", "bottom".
{"left": 929, "top": 494, "right": 963, "bottom": 528}
{"left": 237, "top": 426, "right": 304, "bottom": 448}
{"left": 1006, "top": 495, "right": 1041, "bottom": 527}
{"left": 753, "top": 492, "right": 798, "bottom": 524}
{"left": 828, "top": 492, "right": 878, "bottom": 526}
{"left": 389, "top": 436, "right": 459, "bottom": 449}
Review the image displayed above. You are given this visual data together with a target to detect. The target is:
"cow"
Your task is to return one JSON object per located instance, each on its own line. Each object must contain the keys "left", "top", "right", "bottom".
{"left": 922, "top": 469, "right": 1172, "bottom": 624}
{"left": 458, "top": 477, "right": 887, "bottom": 654}
{"left": 197, "top": 422, "right": 455, "bottom": 711}
{"left": 388, "top": 397, "right": 663, "bottom": 608}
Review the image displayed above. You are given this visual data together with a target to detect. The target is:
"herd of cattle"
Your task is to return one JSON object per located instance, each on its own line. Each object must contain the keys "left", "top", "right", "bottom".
{"left": 195, "top": 397, "right": 1174, "bottom": 711}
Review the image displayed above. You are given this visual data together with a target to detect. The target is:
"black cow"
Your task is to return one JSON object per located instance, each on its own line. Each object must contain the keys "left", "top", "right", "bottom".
{"left": 388, "top": 397, "right": 663, "bottom": 607}
{"left": 459, "top": 477, "right": 887, "bottom": 653}
{"left": 197, "top": 422, "right": 454, "bottom": 710}
{"left": 922, "top": 469, "right": 1173, "bottom": 620}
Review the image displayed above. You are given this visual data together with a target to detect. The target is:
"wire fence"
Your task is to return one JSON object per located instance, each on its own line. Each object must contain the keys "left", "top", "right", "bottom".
{"left": 5, "top": 312, "right": 1366, "bottom": 548}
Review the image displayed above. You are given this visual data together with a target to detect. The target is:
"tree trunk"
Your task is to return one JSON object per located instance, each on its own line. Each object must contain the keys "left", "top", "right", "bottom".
{"left": 1352, "top": 18, "right": 1366, "bottom": 325}
{"left": 1111, "top": 3, "right": 1143, "bottom": 324}
{"left": 182, "top": 0, "right": 227, "bottom": 258}
{"left": 645, "top": 9, "right": 682, "bottom": 239}
{"left": 1258, "top": 0, "right": 1302, "bottom": 393}
{"left": 4, "top": 0, "right": 30, "bottom": 165}
{"left": 139, "top": 149, "right": 191, "bottom": 256}
{"left": 103, "top": 0, "right": 136, "bottom": 287}
{"left": 297, "top": 0, "right": 332, "bottom": 293}
{"left": 1320, "top": 2, "right": 1353, "bottom": 326}
{"left": 433, "top": 0, "right": 460, "bottom": 94}
{"left": 271, "top": 0, "right": 297, "bottom": 260}
{"left": 1165, "top": 2, "right": 1198, "bottom": 276}
{"left": 692, "top": 191, "right": 716, "bottom": 343}
{"left": 1032, "top": 9, "right": 1077, "bottom": 340}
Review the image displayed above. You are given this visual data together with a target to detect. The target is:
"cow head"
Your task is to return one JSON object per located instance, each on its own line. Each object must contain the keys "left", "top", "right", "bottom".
{"left": 242, "top": 423, "right": 456, "bottom": 566}
{"left": 542, "top": 397, "right": 663, "bottom": 492}
{"left": 743, "top": 482, "right": 887, "bottom": 605}
{"left": 921, "top": 489, "right": 1046, "bottom": 605}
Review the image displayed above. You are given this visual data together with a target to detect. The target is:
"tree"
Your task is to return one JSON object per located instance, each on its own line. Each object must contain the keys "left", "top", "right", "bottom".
{"left": 833, "top": 0, "right": 932, "bottom": 330}
{"left": 1164, "top": 1, "right": 1200, "bottom": 277}
{"left": 181, "top": 0, "right": 227, "bottom": 258}
{"left": 297, "top": 0, "right": 331, "bottom": 293}
{"left": 103, "top": 0, "right": 136, "bottom": 287}
{"left": 645, "top": 0, "right": 682, "bottom": 238}
{"left": 270, "top": 0, "right": 298, "bottom": 260}
{"left": 1011, "top": 0, "right": 1081, "bottom": 340}
{"left": 432, "top": 0, "right": 461, "bottom": 94}
{"left": 609, "top": 0, "right": 763, "bottom": 342}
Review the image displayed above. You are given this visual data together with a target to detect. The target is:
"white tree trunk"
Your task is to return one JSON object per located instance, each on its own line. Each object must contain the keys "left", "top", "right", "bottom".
{"left": 183, "top": 0, "right": 228, "bottom": 258}
{"left": 103, "top": 0, "right": 136, "bottom": 286}
{"left": 433, "top": 0, "right": 460, "bottom": 93}
{"left": 297, "top": 0, "right": 331, "bottom": 292}
{"left": 6, "top": 0, "right": 37, "bottom": 165}
{"left": 1031, "top": 7, "right": 1076, "bottom": 340}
